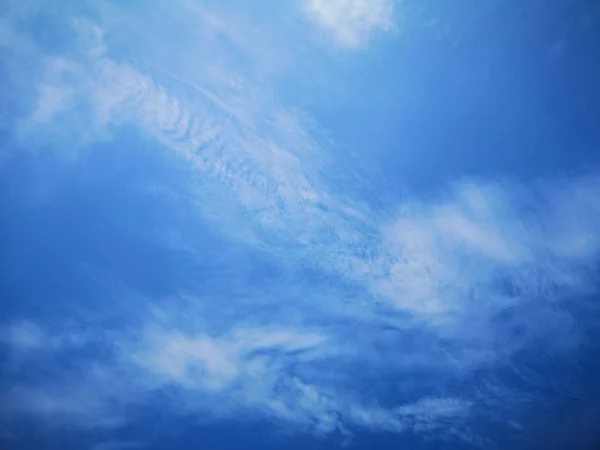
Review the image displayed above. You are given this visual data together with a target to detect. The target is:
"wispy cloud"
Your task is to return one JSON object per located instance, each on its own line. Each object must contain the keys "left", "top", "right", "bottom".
{"left": 1, "top": 0, "right": 600, "bottom": 447}
{"left": 303, "top": 0, "right": 395, "bottom": 48}
{"left": 1, "top": 385, "right": 126, "bottom": 429}
{"left": 29, "top": 83, "right": 75, "bottom": 124}
{"left": 131, "top": 327, "right": 327, "bottom": 391}
{"left": 0, "top": 316, "right": 469, "bottom": 438}
{"left": 372, "top": 178, "right": 600, "bottom": 323}
{"left": 1, "top": 321, "right": 90, "bottom": 354}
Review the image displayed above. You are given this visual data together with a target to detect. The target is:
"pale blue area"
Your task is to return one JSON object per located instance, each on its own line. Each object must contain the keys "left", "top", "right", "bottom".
{"left": 1, "top": 1, "right": 600, "bottom": 449}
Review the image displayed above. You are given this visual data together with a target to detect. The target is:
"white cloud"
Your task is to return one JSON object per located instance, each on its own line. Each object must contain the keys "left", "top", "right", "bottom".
{"left": 126, "top": 322, "right": 468, "bottom": 436}
{"left": 18, "top": 0, "right": 600, "bottom": 368}
{"left": 1, "top": 384, "right": 126, "bottom": 429}
{"left": 29, "top": 83, "right": 74, "bottom": 123}
{"left": 367, "top": 177, "right": 600, "bottom": 329}
{"left": 130, "top": 326, "right": 328, "bottom": 391}
{"left": 348, "top": 397, "right": 470, "bottom": 433}
{"left": 0, "top": 313, "right": 474, "bottom": 439}
{"left": 303, "top": 0, "right": 395, "bottom": 48}
{"left": 20, "top": 18, "right": 327, "bottom": 247}
{"left": 134, "top": 332, "right": 239, "bottom": 390}
{"left": 1, "top": 321, "right": 45, "bottom": 350}
{"left": 1, "top": 321, "right": 89, "bottom": 354}
{"left": 395, "top": 397, "right": 470, "bottom": 421}
{"left": 231, "top": 328, "right": 327, "bottom": 352}
{"left": 3, "top": 0, "right": 600, "bottom": 446}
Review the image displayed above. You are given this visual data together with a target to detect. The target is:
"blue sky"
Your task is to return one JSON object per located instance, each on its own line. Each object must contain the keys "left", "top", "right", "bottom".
{"left": 1, "top": 1, "right": 600, "bottom": 449}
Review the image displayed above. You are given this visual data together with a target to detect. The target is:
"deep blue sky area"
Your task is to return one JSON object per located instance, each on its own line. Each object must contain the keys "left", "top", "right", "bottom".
{"left": 294, "top": 0, "right": 600, "bottom": 198}
{"left": 1, "top": 1, "right": 600, "bottom": 449}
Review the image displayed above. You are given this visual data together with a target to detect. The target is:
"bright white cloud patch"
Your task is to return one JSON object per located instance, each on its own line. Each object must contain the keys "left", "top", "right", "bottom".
{"left": 304, "top": 0, "right": 395, "bottom": 48}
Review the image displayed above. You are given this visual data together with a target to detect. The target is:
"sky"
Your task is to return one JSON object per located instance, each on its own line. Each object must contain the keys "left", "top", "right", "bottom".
{"left": 1, "top": 0, "right": 600, "bottom": 449}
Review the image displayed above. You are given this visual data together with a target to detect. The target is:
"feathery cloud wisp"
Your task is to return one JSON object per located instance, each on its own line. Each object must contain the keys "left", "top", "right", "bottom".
{"left": 1, "top": 1, "right": 599, "bottom": 446}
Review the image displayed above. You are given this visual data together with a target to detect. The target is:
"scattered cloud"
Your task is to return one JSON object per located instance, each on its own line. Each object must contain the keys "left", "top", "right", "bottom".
{"left": 1, "top": 321, "right": 90, "bottom": 354}
{"left": 129, "top": 327, "right": 328, "bottom": 392}
{"left": 0, "top": 317, "right": 470, "bottom": 438}
{"left": 1, "top": 321, "right": 45, "bottom": 350}
{"left": 1, "top": 0, "right": 599, "bottom": 447}
{"left": 349, "top": 396, "right": 471, "bottom": 433}
{"left": 0, "top": 384, "right": 127, "bottom": 429}
{"left": 29, "top": 83, "right": 75, "bottom": 124}
{"left": 303, "top": 0, "right": 395, "bottom": 48}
